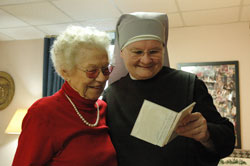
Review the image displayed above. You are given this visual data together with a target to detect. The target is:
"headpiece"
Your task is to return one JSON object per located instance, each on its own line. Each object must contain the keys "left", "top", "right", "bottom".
{"left": 109, "top": 12, "right": 170, "bottom": 84}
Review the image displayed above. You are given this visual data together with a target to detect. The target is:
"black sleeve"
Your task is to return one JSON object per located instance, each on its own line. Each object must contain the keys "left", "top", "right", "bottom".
{"left": 102, "top": 90, "right": 107, "bottom": 102}
{"left": 192, "top": 77, "right": 235, "bottom": 162}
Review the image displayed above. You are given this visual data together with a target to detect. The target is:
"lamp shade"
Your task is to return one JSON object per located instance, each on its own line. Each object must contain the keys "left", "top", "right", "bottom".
{"left": 5, "top": 109, "right": 27, "bottom": 134}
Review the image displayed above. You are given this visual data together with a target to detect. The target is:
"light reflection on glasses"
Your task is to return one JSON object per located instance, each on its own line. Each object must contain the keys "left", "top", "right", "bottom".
{"left": 78, "top": 65, "right": 112, "bottom": 79}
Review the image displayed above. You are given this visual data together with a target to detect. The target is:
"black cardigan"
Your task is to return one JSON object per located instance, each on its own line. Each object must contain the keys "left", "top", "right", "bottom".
{"left": 103, "top": 67, "right": 235, "bottom": 166}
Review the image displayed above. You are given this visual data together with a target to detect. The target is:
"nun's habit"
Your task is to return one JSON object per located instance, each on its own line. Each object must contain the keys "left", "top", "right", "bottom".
{"left": 103, "top": 12, "right": 235, "bottom": 166}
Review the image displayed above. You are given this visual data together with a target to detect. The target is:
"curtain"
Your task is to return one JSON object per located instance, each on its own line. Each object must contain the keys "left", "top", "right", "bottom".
{"left": 42, "top": 37, "right": 64, "bottom": 97}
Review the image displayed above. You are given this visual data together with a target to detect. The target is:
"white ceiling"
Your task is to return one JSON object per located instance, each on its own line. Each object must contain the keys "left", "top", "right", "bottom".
{"left": 0, "top": 0, "right": 250, "bottom": 41}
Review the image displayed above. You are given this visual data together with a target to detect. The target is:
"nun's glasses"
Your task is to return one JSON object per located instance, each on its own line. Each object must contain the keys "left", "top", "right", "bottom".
{"left": 127, "top": 48, "right": 163, "bottom": 58}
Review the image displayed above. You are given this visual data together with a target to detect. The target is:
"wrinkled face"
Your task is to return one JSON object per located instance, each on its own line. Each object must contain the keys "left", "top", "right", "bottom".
{"left": 121, "top": 40, "right": 164, "bottom": 80}
{"left": 64, "top": 47, "right": 109, "bottom": 100}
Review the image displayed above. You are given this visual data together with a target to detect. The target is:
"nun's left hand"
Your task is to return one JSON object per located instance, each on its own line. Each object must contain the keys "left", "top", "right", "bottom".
{"left": 175, "top": 112, "right": 210, "bottom": 144}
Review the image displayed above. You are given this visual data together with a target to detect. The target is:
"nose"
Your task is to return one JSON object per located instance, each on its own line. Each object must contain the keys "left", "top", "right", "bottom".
{"left": 95, "top": 69, "right": 108, "bottom": 82}
{"left": 140, "top": 52, "right": 152, "bottom": 64}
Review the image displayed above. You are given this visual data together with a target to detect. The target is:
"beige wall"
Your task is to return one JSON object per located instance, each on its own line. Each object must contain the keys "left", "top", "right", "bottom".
{"left": 0, "top": 22, "right": 249, "bottom": 165}
{"left": 0, "top": 39, "right": 44, "bottom": 166}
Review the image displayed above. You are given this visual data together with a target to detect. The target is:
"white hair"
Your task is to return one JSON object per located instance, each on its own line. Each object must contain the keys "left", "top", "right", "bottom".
{"left": 50, "top": 25, "right": 111, "bottom": 78}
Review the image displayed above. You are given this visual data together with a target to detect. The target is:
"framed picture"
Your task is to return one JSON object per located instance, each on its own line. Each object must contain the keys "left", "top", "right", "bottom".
{"left": 177, "top": 61, "right": 241, "bottom": 148}
{"left": 0, "top": 71, "right": 15, "bottom": 110}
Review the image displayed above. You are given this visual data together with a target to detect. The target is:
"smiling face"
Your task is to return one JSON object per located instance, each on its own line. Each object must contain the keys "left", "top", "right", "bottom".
{"left": 64, "top": 47, "right": 109, "bottom": 100}
{"left": 121, "top": 40, "right": 164, "bottom": 80}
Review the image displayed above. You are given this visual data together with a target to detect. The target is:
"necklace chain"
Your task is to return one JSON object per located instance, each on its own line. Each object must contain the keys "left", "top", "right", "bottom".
{"left": 64, "top": 93, "right": 99, "bottom": 127}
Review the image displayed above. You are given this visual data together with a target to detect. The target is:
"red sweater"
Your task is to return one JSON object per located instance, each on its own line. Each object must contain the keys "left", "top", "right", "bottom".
{"left": 12, "top": 82, "right": 117, "bottom": 166}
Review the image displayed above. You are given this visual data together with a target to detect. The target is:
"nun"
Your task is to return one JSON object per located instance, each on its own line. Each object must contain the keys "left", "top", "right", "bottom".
{"left": 103, "top": 12, "right": 235, "bottom": 166}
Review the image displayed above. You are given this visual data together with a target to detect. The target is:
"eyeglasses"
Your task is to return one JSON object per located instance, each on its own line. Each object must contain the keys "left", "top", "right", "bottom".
{"left": 78, "top": 65, "right": 112, "bottom": 78}
{"left": 128, "top": 48, "right": 163, "bottom": 58}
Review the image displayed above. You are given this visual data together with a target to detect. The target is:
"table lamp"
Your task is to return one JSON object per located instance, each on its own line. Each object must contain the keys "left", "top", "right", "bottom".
{"left": 5, "top": 109, "right": 27, "bottom": 134}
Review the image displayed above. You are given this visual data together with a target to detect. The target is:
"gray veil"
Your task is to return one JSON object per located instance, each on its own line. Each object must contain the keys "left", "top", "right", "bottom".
{"left": 109, "top": 12, "right": 170, "bottom": 85}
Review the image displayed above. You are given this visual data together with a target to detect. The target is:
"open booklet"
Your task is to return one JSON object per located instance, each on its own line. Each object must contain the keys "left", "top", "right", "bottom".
{"left": 131, "top": 100, "right": 196, "bottom": 147}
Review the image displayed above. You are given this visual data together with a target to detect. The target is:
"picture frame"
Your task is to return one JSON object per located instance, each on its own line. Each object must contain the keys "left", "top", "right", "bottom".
{"left": 177, "top": 61, "right": 241, "bottom": 148}
{"left": 0, "top": 71, "right": 15, "bottom": 111}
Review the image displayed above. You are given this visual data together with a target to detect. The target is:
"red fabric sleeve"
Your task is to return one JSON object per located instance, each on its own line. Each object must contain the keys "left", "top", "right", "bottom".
{"left": 12, "top": 105, "right": 55, "bottom": 166}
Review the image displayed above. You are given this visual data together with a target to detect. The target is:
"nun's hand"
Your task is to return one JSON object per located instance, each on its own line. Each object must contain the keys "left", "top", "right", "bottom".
{"left": 175, "top": 112, "right": 210, "bottom": 144}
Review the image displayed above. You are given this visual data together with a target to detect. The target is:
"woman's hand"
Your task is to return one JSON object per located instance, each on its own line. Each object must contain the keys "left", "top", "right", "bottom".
{"left": 175, "top": 112, "right": 210, "bottom": 144}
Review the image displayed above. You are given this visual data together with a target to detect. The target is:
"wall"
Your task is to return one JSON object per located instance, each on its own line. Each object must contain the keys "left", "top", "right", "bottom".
{"left": 0, "top": 39, "right": 44, "bottom": 166}
{"left": 0, "top": 22, "right": 249, "bottom": 165}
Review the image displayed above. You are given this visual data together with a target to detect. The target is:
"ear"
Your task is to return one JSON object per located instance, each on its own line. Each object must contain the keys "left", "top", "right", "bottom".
{"left": 61, "top": 69, "right": 70, "bottom": 81}
{"left": 120, "top": 50, "right": 124, "bottom": 58}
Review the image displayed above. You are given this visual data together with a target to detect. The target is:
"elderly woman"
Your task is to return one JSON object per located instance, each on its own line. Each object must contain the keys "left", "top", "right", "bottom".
{"left": 103, "top": 12, "right": 235, "bottom": 166}
{"left": 12, "top": 26, "right": 117, "bottom": 166}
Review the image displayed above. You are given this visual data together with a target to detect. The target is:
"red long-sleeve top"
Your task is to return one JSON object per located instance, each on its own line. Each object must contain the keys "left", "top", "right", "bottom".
{"left": 12, "top": 82, "right": 117, "bottom": 166}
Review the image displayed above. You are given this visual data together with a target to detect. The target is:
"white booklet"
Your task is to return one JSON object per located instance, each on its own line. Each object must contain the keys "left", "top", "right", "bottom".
{"left": 131, "top": 100, "right": 196, "bottom": 147}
